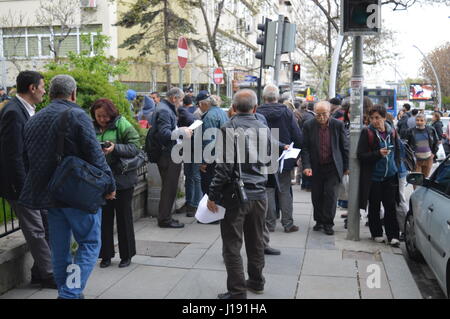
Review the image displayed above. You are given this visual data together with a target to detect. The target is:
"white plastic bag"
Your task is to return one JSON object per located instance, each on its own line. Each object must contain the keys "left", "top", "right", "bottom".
{"left": 436, "top": 143, "right": 446, "bottom": 161}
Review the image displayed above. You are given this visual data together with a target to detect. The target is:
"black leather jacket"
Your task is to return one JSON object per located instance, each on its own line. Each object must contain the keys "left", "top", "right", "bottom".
{"left": 208, "top": 113, "right": 280, "bottom": 202}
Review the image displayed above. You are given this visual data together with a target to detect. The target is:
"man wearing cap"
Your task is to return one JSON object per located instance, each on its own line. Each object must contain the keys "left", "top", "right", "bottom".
{"left": 198, "top": 90, "right": 228, "bottom": 195}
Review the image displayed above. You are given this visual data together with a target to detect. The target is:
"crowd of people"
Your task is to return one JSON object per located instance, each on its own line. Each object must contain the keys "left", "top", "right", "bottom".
{"left": 1, "top": 70, "right": 450, "bottom": 299}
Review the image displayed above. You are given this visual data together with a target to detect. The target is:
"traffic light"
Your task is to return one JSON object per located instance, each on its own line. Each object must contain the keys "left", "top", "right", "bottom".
{"left": 341, "top": 0, "right": 380, "bottom": 35}
{"left": 292, "top": 63, "right": 301, "bottom": 81}
{"left": 255, "top": 18, "right": 276, "bottom": 68}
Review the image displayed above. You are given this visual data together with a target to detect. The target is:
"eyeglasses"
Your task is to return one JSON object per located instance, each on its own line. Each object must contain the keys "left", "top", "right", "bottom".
{"left": 315, "top": 112, "right": 329, "bottom": 118}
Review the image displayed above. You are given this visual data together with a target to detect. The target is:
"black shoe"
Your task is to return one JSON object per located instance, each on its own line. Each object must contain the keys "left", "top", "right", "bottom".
{"left": 119, "top": 258, "right": 131, "bottom": 268}
{"left": 186, "top": 206, "right": 197, "bottom": 217}
{"left": 284, "top": 225, "right": 299, "bottom": 233}
{"left": 264, "top": 247, "right": 281, "bottom": 255}
{"left": 40, "top": 275, "right": 57, "bottom": 289}
{"left": 217, "top": 292, "right": 247, "bottom": 299}
{"left": 158, "top": 220, "right": 185, "bottom": 228}
{"left": 323, "top": 225, "right": 334, "bottom": 235}
{"left": 399, "top": 232, "right": 405, "bottom": 242}
{"left": 246, "top": 280, "right": 264, "bottom": 294}
{"left": 100, "top": 258, "right": 111, "bottom": 268}
{"left": 30, "top": 275, "right": 41, "bottom": 285}
{"left": 313, "top": 223, "right": 323, "bottom": 231}
{"left": 175, "top": 204, "right": 187, "bottom": 214}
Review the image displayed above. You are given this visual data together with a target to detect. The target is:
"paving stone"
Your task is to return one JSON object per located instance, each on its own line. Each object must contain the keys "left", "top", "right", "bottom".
{"left": 98, "top": 265, "right": 187, "bottom": 299}
{"left": 0, "top": 285, "right": 39, "bottom": 299}
{"left": 301, "top": 249, "right": 357, "bottom": 278}
{"left": 248, "top": 273, "right": 298, "bottom": 299}
{"left": 165, "top": 269, "right": 227, "bottom": 299}
{"left": 357, "top": 260, "right": 393, "bottom": 299}
{"left": 297, "top": 275, "right": 359, "bottom": 299}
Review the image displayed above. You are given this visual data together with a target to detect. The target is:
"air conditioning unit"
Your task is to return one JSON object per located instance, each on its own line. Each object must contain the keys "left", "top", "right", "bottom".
{"left": 80, "top": 0, "right": 97, "bottom": 8}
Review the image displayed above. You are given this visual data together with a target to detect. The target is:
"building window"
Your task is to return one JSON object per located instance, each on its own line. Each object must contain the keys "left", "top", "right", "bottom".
{"left": 0, "top": 24, "right": 102, "bottom": 59}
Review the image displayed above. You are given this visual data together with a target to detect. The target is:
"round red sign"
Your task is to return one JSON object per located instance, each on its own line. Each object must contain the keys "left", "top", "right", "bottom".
{"left": 177, "top": 37, "right": 188, "bottom": 69}
{"left": 213, "top": 68, "right": 223, "bottom": 85}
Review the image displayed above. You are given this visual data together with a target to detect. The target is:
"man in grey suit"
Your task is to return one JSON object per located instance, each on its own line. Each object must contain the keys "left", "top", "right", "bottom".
{"left": 0, "top": 71, "right": 55, "bottom": 288}
{"left": 301, "top": 101, "right": 349, "bottom": 235}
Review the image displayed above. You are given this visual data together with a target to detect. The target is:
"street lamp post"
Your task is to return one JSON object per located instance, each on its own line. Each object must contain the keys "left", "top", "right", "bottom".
{"left": 413, "top": 45, "right": 442, "bottom": 110}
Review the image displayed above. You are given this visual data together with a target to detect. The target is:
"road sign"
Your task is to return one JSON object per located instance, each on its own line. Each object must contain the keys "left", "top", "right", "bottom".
{"left": 177, "top": 37, "right": 188, "bottom": 69}
{"left": 213, "top": 68, "right": 224, "bottom": 85}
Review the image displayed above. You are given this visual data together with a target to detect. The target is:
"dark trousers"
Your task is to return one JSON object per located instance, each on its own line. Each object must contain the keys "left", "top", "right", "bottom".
{"left": 311, "top": 163, "right": 340, "bottom": 226}
{"left": 201, "top": 163, "right": 216, "bottom": 194}
{"left": 220, "top": 199, "right": 267, "bottom": 298}
{"left": 99, "top": 188, "right": 136, "bottom": 260}
{"left": 9, "top": 201, "right": 53, "bottom": 280}
{"left": 157, "top": 154, "right": 182, "bottom": 224}
{"left": 368, "top": 176, "right": 400, "bottom": 241}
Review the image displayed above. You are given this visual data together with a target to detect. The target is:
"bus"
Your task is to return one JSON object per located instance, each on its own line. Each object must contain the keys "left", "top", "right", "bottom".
{"left": 364, "top": 88, "right": 397, "bottom": 117}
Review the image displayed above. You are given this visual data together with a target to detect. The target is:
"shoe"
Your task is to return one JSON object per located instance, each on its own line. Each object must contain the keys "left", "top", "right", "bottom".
{"left": 100, "top": 258, "right": 111, "bottom": 268}
{"left": 399, "top": 233, "right": 405, "bottom": 242}
{"left": 340, "top": 213, "right": 348, "bottom": 218}
{"left": 373, "top": 237, "right": 385, "bottom": 243}
{"left": 284, "top": 225, "right": 299, "bottom": 233}
{"left": 344, "top": 218, "right": 348, "bottom": 229}
{"left": 217, "top": 292, "right": 246, "bottom": 299}
{"left": 197, "top": 220, "right": 219, "bottom": 225}
{"left": 186, "top": 205, "right": 197, "bottom": 217}
{"left": 40, "top": 275, "right": 57, "bottom": 289}
{"left": 389, "top": 238, "right": 400, "bottom": 247}
{"left": 158, "top": 220, "right": 185, "bottom": 228}
{"left": 30, "top": 275, "right": 41, "bottom": 285}
{"left": 323, "top": 225, "right": 334, "bottom": 235}
{"left": 119, "top": 258, "right": 131, "bottom": 268}
{"left": 246, "top": 280, "right": 264, "bottom": 294}
{"left": 264, "top": 247, "right": 281, "bottom": 255}
{"left": 312, "top": 223, "right": 323, "bottom": 231}
{"left": 267, "top": 227, "right": 275, "bottom": 232}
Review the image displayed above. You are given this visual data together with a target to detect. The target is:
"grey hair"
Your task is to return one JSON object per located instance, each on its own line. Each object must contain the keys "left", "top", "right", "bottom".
{"left": 49, "top": 74, "right": 77, "bottom": 99}
{"left": 166, "top": 87, "right": 184, "bottom": 99}
{"left": 314, "top": 100, "right": 331, "bottom": 112}
{"left": 415, "top": 113, "right": 426, "bottom": 120}
{"left": 262, "top": 84, "right": 279, "bottom": 102}
{"left": 233, "top": 89, "right": 257, "bottom": 113}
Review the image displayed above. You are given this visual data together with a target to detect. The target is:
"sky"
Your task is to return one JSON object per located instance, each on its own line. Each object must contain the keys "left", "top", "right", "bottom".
{"left": 365, "top": 2, "right": 449, "bottom": 87}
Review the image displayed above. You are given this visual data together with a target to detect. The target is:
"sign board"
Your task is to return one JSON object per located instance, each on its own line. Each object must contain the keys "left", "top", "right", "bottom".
{"left": 213, "top": 68, "right": 224, "bottom": 85}
{"left": 177, "top": 37, "right": 188, "bottom": 69}
{"left": 341, "top": 0, "right": 381, "bottom": 36}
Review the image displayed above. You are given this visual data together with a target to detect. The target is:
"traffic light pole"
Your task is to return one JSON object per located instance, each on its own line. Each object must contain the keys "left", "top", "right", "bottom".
{"left": 273, "top": 15, "right": 284, "bottom": 86}
{"left": 346, "top": 35, "right": 364, "bottom": 241}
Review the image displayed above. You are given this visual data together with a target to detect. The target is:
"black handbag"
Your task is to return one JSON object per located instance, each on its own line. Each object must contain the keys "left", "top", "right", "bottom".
{"left": 114, "top": 129, "right": 147, "bottom": 174}
{"left": 219, "top": 122, "right": 248, "bottom": 211}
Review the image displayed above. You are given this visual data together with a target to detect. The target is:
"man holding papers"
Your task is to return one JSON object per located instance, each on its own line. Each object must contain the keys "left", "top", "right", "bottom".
{"left": 301, "top": 101, "right": 349, "bottom": 235}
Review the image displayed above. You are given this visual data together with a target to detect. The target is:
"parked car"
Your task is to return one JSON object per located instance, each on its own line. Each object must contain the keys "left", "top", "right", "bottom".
{"left": 406, "top": 155, "right": 450, "bottom": 298}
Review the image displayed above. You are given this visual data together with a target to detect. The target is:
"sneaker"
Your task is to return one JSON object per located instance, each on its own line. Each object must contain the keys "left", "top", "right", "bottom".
{"left": 284, "top": 225, "right": 299, "bottom": 233}
{"left": 389, "top": 238, "right": 400, "bottom": 247}
{"left": 186, "top": 206, "right": 197, "bottom": 217}
{"left": 323, "top": 225, "right": 334, "bottom": 235}
{"left": 373, "top": 237, "right": 385, "bottom": 243}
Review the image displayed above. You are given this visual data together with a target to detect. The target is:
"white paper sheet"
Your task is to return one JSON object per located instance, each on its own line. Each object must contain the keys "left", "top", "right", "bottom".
{"left": 189, "top": 120, "right": 203, "bottom": 130}
{"left": 195, "top": 194, "right": 225, "bottom": 223}
{"left": 278, "top": 143, "right": 301, "bottom": 172}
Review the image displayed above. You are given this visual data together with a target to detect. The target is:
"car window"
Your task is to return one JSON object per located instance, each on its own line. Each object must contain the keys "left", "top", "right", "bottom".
{"left": 430, "top": 157, "right": 450, "bottom": 195}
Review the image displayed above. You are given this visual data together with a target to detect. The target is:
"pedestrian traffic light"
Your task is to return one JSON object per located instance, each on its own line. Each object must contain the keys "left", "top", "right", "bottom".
{"left": 341, "top": 0, "right": 380, "bottom": 35}
{"left": 292, "top": 63, "right": 301, "bottom": 81}
{"left": 255, "top": 18, "right": 276, "bottom": 68}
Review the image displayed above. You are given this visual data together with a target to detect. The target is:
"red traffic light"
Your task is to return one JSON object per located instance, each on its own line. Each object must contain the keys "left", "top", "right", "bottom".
{"left": 293, "top": 64, "right": 300, "bottom": 72}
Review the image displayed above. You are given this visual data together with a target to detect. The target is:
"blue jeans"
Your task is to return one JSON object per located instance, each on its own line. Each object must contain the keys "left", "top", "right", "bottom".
{"left": 184, "top": 163, "right": 202, "bottom": 207}
{"left": 47, "top": 207, "right": 101, "bottom": 299}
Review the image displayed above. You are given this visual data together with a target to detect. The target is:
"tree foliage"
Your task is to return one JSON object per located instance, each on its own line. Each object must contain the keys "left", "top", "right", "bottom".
{"left": 421, "top": 42, "right": 450, "bottom": 99}
{"left": 116, "top": 0, "right": 208, "bottom": 89}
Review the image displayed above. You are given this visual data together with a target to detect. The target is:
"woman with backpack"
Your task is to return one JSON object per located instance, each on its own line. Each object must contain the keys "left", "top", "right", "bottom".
{"left": 405, "top": 113, "right": 439, "bottom": 178}
{"left": 357, "top": 104, "right": 401, "bottom": 247}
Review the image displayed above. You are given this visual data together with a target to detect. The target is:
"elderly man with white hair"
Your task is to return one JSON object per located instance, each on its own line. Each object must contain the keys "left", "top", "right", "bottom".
{"left": 301, "top": 101, "right": 349, "bottom": 235}
{"left": 256, "top": 84, "right": 303, "bottom": 233}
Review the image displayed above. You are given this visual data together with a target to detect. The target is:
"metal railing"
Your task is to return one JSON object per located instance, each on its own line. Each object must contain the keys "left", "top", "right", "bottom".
{"left": 0, "top": 198, "right": 20, "bottom": 238}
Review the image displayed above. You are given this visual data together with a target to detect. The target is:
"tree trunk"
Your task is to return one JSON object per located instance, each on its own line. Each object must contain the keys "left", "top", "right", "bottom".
{"left": 163, "top": 0, "right": 171, "bottom": 89}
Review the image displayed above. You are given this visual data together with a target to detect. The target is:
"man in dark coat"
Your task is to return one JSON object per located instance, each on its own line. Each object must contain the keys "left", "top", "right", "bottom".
{"left": 256, "top": 84, "right": 302, "bottom": 233}
{"left": 0, "top": 71, "right": 56, "bottom": 288}
{"left": 302, "top": 101, "right": 349, "bottom": 235}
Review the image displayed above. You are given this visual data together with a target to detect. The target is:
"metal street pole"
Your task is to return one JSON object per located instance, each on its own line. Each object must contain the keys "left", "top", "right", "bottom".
{"left": 346, "top": 35, "right": 364, "bottom": 241}
{"left": 179, "top": 68, "right": 183, "bottom": 90}
{"left": 413, "top": 45, "right": 442, "bottom": 110}
{"left": 273, "top": 14, "right": 284, "bottom": 86}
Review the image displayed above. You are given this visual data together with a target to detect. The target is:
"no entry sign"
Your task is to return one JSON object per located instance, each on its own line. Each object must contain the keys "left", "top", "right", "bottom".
{"left": 213, "top": 68, "right": 223, "bottom": 85}
{"left": 177, "top": 37, "right": 188, "bottom": 69}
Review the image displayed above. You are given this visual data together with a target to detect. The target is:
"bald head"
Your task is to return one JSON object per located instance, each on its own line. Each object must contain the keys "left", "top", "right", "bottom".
{"left": 233, "top": 89, "right": 257, "bottom": 113}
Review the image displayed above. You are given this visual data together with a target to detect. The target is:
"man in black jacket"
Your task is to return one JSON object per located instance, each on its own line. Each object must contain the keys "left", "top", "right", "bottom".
{"left": 256, "top": 84, "right": 302, "bottom": 233}
{"left": 146, "top": 87, "right": 192, "bottom": 228}
{"left": 207, "top": 89, "right": 280, "bottom": 299}
{"left": 0, "top": 71, "right": 56, "bottom": 288}
{"left": 302, "top": 101, "right": 349, "bottom": 235}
